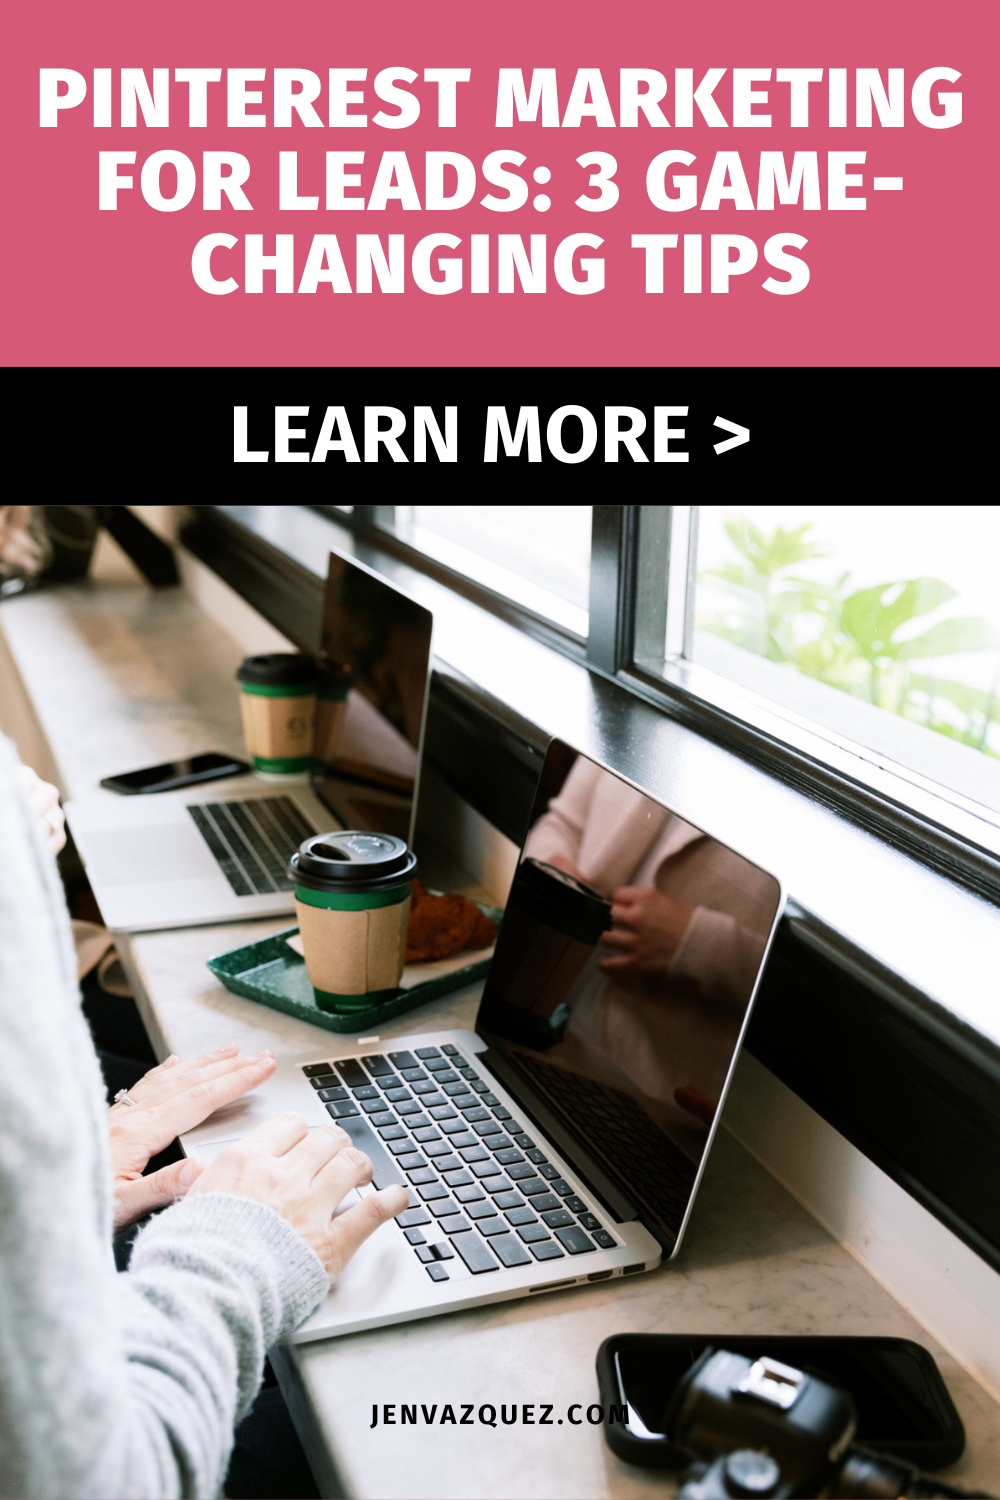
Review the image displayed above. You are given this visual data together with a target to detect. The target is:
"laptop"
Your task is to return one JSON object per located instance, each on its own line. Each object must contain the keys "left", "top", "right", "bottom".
{"left": 180, "top": 739, "right": 784, "bottom": 1341}
{"left": 64, "top": 551, "right": 433, "bottom": 932}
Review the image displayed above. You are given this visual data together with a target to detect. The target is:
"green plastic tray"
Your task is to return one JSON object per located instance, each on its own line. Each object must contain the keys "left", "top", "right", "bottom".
{"left": 206, "top": 906, "right": 501, "bottom": 1034}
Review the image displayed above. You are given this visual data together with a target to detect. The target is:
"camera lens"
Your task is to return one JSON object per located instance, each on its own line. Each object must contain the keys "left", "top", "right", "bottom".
{"left": 724, "top": 1450, "right": 782, "bottom": 1497}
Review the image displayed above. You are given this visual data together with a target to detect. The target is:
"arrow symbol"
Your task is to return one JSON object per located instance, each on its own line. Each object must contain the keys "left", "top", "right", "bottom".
{"left": 713, "top": 416, "right": 750, "bottom": 455}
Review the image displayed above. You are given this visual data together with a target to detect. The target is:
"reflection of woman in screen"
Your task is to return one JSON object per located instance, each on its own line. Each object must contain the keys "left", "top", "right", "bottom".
{"left": 522, "top": 756, "right": 776, "bottom": 1152}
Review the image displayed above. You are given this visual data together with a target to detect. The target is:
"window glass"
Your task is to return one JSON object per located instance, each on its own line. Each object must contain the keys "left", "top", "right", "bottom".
{"left": 691, "top": 506, "right": 1000, "bottom": 815}
{"left": 393, "top": 506, "right": 591, "bottom": 637}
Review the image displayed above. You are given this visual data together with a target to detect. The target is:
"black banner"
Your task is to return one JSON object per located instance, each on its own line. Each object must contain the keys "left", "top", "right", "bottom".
{"left": 22, "top": 367, "right": 983, "bottom": 488}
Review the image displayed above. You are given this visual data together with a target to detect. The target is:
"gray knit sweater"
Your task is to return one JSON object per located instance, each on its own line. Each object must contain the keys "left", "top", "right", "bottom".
{"left": 0, "top": 736, "right": 329, "bottom": 1499}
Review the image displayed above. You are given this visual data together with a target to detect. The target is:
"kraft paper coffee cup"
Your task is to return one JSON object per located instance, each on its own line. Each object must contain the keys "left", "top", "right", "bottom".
{"left": 237, "top": 653, "right": 317, "bottom": 774}
{"left": 290, "top": 831, "right": 418, "bottom": 1013}
{"left": 312, "top": 657, "right": 352, "bottom": 770}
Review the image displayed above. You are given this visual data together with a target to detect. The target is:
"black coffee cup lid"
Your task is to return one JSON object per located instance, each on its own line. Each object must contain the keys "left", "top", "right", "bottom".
{"left": 237, "top": 652, "right": 317, "bottom": 687}
{"left": 291, "top": 831, "right": 418, "bottom": 893}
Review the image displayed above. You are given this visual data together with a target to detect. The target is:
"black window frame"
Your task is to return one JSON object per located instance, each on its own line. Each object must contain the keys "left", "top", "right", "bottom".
{"left": 325, "top": 503, "right": 1000, "bottom": 906}
{"left": 177, "top": 501, "right": 1000, "bottom": 1278}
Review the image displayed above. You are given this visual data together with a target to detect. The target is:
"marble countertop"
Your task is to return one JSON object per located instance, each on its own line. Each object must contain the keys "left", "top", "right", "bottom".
{"left": 3, "top": 577, "right": 999, "bottom": 1498}
{"left": 0, "top": 579, "right": 250, "bottom": 800}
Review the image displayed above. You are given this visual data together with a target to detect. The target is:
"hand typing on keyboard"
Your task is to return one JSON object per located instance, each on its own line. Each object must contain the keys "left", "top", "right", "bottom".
{"left": 189, "top": 1113, "right": 409, "bottom": 1275}
{"left": 107, "top": 1042, "right": 278, "bottom": 1230}
{"left": 304, "top": 1046, "right": 619, "bottom": 1283}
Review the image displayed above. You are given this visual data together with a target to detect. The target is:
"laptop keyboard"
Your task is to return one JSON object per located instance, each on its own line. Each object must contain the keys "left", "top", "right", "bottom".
{"left": 301, "top": 1045, "right": 620, "bottom": 1285}
{"left": 188, "top": 798, "right": 315, "bottom": 897}
{"left": 512, "top": 1051, "right": 698, "bottom": 1239}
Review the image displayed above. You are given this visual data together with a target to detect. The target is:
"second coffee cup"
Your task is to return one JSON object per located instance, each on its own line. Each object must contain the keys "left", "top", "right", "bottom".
{"left": 290, "top": 831, "right": 418, "bottom": 1012}
{"left": 237, "top": 652, "right": 317, "bottom": 774}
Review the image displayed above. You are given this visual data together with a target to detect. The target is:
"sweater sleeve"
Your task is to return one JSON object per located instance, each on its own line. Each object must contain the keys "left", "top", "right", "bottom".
{"left": 117, "top": 1195, "right": 328, "bottom": 1497}
{"left": 522, "top": 757, "right": 598, "bottom": 868}
{"left": 668, "top": 905, "right": 764, "bottom": 1006}
{"left": 0, "top": 737, "right": 328, "bottom": 1499}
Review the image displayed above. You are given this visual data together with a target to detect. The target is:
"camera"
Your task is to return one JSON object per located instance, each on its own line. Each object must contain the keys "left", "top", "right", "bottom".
{"left": 666, "top": 1349, "right": 990, "bottom": 1499}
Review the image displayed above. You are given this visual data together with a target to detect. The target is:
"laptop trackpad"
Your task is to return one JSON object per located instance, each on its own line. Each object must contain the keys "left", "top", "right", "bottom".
{"left": 80, "top": 824, "right": 217, "bottom": 884}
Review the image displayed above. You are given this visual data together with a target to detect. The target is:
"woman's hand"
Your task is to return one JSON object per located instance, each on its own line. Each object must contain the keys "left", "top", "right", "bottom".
{"left": 188, "top": 1113, "right": 409, "bottom": 1276}
{"left": 108, "top": 1043, "right": 277, "bottom": 1230}
{"left": 17, "top": 765, "right": 66, "bottom": 855}
{"left": 599, "top": 886, "right": 696, "bottom": 974}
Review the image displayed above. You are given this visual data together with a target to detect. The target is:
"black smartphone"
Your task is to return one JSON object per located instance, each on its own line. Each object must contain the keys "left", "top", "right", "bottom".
{"left": 99, "top": 753, "right": 250, "bottom": 795}
{"left": 596, "top": 1333, "right": 965, "bottom": 1471}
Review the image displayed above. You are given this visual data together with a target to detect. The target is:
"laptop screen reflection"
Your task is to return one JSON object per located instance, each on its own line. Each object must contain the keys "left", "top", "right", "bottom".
{"left": 478, "top": 743, "right": 782, "bottom": 1248}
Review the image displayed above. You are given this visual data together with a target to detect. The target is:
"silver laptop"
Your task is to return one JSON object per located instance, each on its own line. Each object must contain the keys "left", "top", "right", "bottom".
{"left": 64, "top": 551, "right": 433, "bottom": 932}
{"left": 181, "top": 740, "right": 784, "bottom": 1341}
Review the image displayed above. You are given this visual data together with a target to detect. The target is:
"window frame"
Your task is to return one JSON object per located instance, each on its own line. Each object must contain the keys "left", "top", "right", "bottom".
{"left": 328, "top": 504, "right": 589, "bottom": 664}
{"left": 324, "top": 502, "right": 1000, "bottom": 906}
{"left": 623, "top": 506, "right": 1000, "bottom": 903}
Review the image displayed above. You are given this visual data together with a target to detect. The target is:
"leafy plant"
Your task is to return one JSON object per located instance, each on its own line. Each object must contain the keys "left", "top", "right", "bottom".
{"left": 698, "top": 516, "right": 1000, "bottom": 757}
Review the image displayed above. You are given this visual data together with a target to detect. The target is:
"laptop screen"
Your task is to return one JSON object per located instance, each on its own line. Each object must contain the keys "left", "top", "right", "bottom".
{"left": 476, "top": 740, "right": 783, "bottom": 1250}
{"left": 313, "top": 551, "right": 433, "bottom": 845}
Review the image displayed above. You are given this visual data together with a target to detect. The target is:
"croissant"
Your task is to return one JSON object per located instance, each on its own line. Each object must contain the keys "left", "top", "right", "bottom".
{"left": 405, "top": 880, "right": 497, "bottom": 963}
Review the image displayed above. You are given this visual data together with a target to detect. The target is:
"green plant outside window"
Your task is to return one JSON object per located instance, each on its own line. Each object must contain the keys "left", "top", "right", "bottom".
{"left": 697, "top": 517, "right": 1000, "bottom": 759}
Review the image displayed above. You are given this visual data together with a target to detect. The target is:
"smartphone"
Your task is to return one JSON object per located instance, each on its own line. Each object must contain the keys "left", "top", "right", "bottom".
{"left": 99, "top": 753, "right": 250, "bottom": 795}
{"left": 596, "top": 1333, "right": 965, "bottom": 1471}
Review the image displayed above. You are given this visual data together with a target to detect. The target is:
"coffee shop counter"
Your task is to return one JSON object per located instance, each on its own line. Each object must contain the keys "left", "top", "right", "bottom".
{"left": 2, "top": 578, "right": 999, "bottom": 1499}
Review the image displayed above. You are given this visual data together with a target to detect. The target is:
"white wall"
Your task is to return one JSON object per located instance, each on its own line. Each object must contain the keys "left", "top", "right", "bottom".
{"left": 723, "top": 1050, "right": 1000, "bottom": 1403}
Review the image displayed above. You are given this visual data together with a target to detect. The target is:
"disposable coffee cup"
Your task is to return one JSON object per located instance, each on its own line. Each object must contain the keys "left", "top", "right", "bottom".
{"left": 290, "top": 831, "right": 418, "bottom": 1013}
{"left": 312, "top": 657, "right": 352, "bottom": 770}
{"left": 237, "top": 653, "right": 317, "bottom": 774}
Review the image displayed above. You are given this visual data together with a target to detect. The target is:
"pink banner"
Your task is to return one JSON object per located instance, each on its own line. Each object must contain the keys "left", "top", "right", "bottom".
{"left": 3, "top": 0, "right": 994, "bottom": 367}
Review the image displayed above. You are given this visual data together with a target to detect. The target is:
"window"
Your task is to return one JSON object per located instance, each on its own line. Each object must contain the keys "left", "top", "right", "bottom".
{"left": 699, "top": 507, "right": 1000, "bottom": 817}
{"left": 629, "top": 503, "right": 1000, "bottom": 895}
{"left": 395, "top": 506, "right": 591, "bottom": 636}
{"left": 338, "top": 504, "right": 591, "bottom": 637}
{"left": 320, "top": 502, "right": 1000, "bottom": 888}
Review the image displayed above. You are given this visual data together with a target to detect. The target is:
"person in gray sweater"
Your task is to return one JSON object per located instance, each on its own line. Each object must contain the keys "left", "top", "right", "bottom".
{"left": 0, "top": 735, "right": 408, "bottom": 1499}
